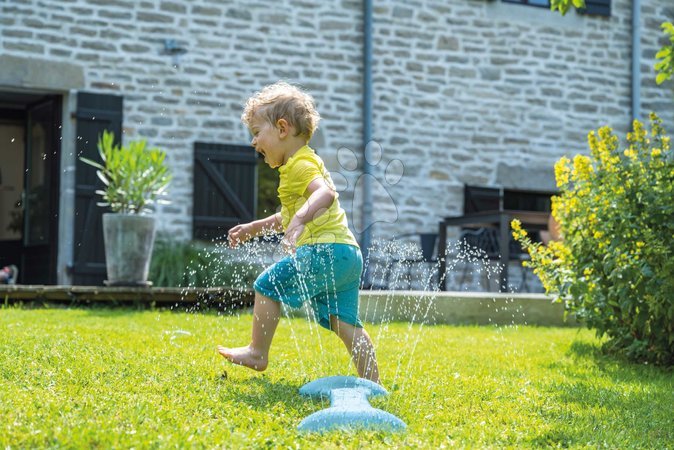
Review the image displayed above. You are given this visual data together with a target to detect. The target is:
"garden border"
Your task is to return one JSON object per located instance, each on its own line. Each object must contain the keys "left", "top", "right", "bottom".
{"left": 356, "top": 291, "right": 576, "bottom": 326}
{"left": 0, "top": 285, "right": 254, "bottom": 308}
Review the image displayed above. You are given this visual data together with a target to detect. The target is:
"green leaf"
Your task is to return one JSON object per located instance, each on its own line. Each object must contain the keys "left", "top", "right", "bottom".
{"left": 96, "top": 171, "right": 110, "bottom": 187}
{"left": 550, "top": 0, "right": 584, "bottom": 15}
{"left": 88, "top": 130, "right": 172, "bottom": 214}
{"left": 655, "top": 48, "right": 670, "bottom": 59}
{"left": 79, "top": 156, "right": 105, "bottom": 171}
{"left": 662, "top": 22, "right": 674, "bottom": 36}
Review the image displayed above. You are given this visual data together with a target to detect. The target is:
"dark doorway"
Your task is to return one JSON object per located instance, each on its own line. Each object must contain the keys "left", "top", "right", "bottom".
{"left": 0, "top": 92, "right": 62, "bottom": 284}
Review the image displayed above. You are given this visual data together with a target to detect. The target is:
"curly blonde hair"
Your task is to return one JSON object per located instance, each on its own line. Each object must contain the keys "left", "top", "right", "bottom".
{"left": 241, "top": 81, "right": 320, "bottom": 141}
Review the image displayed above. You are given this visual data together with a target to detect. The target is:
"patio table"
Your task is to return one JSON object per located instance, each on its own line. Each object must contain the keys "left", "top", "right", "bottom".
{"left": 437, "top": 210, "right": 550, "bottom": 292}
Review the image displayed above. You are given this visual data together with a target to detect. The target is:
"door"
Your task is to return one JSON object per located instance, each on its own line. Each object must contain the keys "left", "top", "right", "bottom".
{"left": 71, "top": 92, "right": 123, "bottom": 285}
{"left": 21, "top": 97, "right": 61, "bottom": 284}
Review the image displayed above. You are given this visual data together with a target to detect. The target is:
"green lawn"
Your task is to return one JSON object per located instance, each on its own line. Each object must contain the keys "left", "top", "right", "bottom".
{"left": 1, "top": 306, "right": 672, "bottom": 449}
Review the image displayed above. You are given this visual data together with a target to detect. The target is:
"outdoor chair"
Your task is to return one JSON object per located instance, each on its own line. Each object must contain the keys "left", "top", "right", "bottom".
{"left": 457, "top": 227, "right": 531, "bottom": 292}
{"left": 382, "top": 233, "right": 438, "bottom": 290}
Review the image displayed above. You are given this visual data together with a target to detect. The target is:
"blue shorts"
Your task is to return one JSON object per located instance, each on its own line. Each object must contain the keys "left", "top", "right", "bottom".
{"left": 253, "top": 244, "right": 363, "bottom": 330}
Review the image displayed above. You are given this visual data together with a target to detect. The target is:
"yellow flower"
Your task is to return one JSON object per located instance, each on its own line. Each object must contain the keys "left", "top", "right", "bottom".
{"left": 548, "top": 241, "right": 570, "bottom": 262}
{"left": 572, "top": 154, "right": 592, "bottom": 182}
{"left": 624, "top": 148, "right": 637, "bottom": 159}
{"left": 588, "top": 131, "right": 601, "bottom": 161}
{"left": 551, "top": 197, "right": 563, "bottom": 221}
{"left": 652, "top": 148, "right": 662, "bottom": 157}
{"left": 632, "top": 120, "right": 646, "bottom": 141}
{"left": 511, "top": 219, "right": 528, "bottom": 240}
{"left": 511, "top": 219, "right": 522, "bottom": 231}
{"left": 593, "top": 231, "right": 604, "bottom": 239}
{"left": 554, "top": 157, "right": 571, "bottom": 188}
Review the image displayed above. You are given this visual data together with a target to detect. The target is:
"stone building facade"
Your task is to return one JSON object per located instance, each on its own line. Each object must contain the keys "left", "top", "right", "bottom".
{"left": 0, "top": 0, "right": 672, "bottom": 286}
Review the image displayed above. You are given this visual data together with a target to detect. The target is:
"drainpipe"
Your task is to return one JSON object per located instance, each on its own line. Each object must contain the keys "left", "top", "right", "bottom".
{"left": 632, "top": 0, "right": 641, "bottom": 123}
{"left": 361, "top": 0, "right": 374, "bottom": 285}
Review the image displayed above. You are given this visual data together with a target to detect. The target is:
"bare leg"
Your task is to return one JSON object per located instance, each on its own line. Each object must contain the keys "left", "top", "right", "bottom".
{"left": 330, "top": 316, "right": 381, "bottom": 384}
{"left": 217, "top": 292, "right": 280, "bottom": 371}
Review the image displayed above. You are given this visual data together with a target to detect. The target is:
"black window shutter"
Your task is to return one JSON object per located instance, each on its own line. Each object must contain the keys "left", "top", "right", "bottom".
{"left": 580, "top": 0, "right": 611, "bottom": 16}
{"left": 193, "top": 143, "right": 257, "bottom": 241}
{"left": 72, "top": 92, "right": 123, "bottom": 286}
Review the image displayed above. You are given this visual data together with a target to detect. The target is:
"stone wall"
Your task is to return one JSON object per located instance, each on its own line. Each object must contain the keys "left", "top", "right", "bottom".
{"left": 640, "top": 0, "right": 674, "bottom": 122}
{"left": 1, "top": 0, "right": 671, "bottom": 248}
{"left": 368, "top": 0, "right": 674, "bottom": 241}
{"left": 1, "top": 0, "right": 364, "bottom": 240}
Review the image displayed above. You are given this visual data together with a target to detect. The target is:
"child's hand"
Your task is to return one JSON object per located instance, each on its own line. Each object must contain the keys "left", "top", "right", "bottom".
{"left": 228, "top": 223, "right": 254, "bottom": 248}
{"left": 283, "top": 219, "right": 305, "bottom": 254}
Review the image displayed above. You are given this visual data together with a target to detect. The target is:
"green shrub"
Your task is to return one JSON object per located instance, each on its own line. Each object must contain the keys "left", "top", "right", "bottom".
{"left": 149, "top": 237, "right": 262, "bottom": 288}
{"left": 80, "top": 130, "right": 172, "bottom": 214}
{"left": 513, "top": 114, "right": 674, "bottom": 365}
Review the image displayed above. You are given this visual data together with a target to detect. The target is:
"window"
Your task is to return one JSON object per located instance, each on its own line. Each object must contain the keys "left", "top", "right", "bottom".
{"left": 501, "top": 0, "right": 611, "bottom": 16}
{"left": 502, "top": 0, "right": 550, "bottom": 8}
{"left": 579, "top": 0, "right": 610, "bottom": 17}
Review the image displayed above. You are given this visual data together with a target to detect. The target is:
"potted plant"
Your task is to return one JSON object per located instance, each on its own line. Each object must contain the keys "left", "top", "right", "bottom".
{"left": 81, "top": 131, "right": 172, "bottom": 287}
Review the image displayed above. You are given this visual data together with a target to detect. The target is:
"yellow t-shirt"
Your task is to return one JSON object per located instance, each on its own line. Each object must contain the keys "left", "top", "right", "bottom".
{"left": 278, "top": 145, "right": 359, "bottom": 248}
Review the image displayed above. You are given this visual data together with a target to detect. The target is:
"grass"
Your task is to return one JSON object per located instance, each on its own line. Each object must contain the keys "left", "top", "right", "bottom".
{"left": 1, "top": 306, "right": 672, "bottom": 449}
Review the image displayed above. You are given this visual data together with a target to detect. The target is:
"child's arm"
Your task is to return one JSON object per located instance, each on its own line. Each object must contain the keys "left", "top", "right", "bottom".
{"left": 284, "top": 178, "right": 336, "bottom": 249}
{"left": 228, "top": 213, "right": 282, "bottom": 248}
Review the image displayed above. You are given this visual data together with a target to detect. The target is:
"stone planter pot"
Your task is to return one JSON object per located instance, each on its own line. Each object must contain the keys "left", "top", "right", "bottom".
{"left": 102, "top": 213, "right": 157, "bottom": 287}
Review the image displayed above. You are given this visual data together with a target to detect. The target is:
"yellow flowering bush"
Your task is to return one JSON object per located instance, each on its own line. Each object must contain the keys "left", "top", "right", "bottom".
{"left": 513, "top": 114, "right": 674, "bottom": 366}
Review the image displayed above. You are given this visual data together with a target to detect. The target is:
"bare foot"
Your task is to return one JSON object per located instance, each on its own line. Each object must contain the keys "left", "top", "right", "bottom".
{"left": 217, "top": 345, "right": 268, "bottom": 371}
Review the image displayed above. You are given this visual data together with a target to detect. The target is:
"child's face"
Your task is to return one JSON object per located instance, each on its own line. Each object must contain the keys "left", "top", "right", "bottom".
{"left": 249, "top": 114, "right": 285, "bottom": 168}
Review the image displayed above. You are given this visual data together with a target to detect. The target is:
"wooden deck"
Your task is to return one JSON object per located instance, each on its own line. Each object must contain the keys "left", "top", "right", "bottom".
{"left": 0, "top": 285, "right": 254, "bottom": 308}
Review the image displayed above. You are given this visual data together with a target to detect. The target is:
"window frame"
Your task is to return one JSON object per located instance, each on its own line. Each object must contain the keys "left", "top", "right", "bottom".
{"left": 500, "top": 0, "right": 611, "bottom": 16}
{"left": 501, "top": 0, "right": 550, "bottom": 9}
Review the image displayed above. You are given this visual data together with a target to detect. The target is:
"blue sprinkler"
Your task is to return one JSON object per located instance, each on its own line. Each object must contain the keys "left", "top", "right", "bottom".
{"left": 297, "top": 376, "right": 406, "bottom": 433}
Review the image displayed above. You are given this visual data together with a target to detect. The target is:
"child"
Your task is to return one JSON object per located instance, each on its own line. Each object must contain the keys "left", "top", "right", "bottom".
{"left": 217, "top": 82, "right": 380, "bottom": 383}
